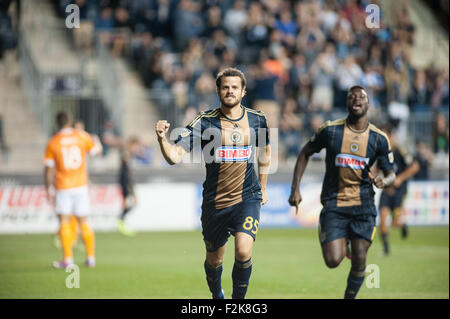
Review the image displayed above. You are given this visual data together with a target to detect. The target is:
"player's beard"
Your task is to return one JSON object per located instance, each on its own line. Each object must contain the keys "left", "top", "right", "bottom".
{"left": 220, "top": 94, "right": 242, "bottom": 108}
{"left": 347, "top": 103, "right": 369, "bottom": 119}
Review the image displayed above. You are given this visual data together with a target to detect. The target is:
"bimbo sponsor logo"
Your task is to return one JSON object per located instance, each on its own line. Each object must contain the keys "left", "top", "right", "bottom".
{"left": 216, "top": 146, "right": 252, "bottom": 162}
{"left": 335, "top": 154, "right": 369, "bottom": 170}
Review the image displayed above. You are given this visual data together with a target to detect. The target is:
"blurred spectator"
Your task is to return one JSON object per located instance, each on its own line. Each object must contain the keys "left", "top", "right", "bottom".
{"left": 319, "top": 0, "right": 339, "bottom": 34}
{"left": 413, "top": 139, "right": 434, "bottom": 180}
{"left": 223, "top": 0, "right": 248, "bottom": 39}
{"left": 384, "top": 41, "right": 410, "bottom": 104}
{"left": 100, "top": 119, "right": 122, "bottom": 156}
{"left": 203, "top": 5, "right": 223, "bottom": 38}
{"left": 408, "top": 69, "right": 430, "bottom": 111}
{"left": 361, "top": 63, "right": 384, "bottom": 109}
{"left": 309, "top": 51, "right": 335, "bottom": 113}
{"left": 241, "top": 1, "right": 269, "bottom": 63}
{"left": 95, "top": 6, "right": 114, "bottom": 32}
{"left": 111, "top": 6, "right": 133, "bottom": 57}
{"left": 275, "top": 9, "right": 297, "bottom": 47}
{"left": 250, "top": 59, "right": 281, "bottom": 130}
{"left": 191, "top": 71, "right": 218, "bottom": 111}
{"left": 335, "top": 55, "right": 363, "bottom": 108}
{"left": 432, "top": 113, "right": 449, "bottom": 154}
{"left": 72, "top": 0, "right": 95, "bottom": 54}
{"left": 171, "top": 67, "right": 189, "bottom": 110}
{"left": 173, "top": 0, "right": 204, "bottom": 51}
{"left": 279, "top": 98, "right": 303, "bottom": 160}
{"left": 150, "top": 0, "right": 174, "bottom": 38}
{"left": 296, "top": 22, "right": 325, "bottom": 67}
{"left": 430, "top": 70, "right": 449, "bottom": 110}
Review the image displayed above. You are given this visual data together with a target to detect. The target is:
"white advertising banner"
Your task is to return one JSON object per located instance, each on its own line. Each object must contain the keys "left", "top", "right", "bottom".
{"left": 0, "top": 181, "right": 447, "bottom": 234}
{"left": 0, "top": 183, "right": 198, "bottom": 234}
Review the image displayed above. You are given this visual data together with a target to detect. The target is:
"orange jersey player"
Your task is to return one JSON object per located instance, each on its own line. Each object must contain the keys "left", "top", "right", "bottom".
{"left": 44, "top": 111, "right": 102, "bottom": 269}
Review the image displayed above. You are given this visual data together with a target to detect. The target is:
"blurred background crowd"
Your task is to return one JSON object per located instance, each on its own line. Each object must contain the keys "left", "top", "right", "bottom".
{"left": 0, "top": 0, "right": 448, "bottom": 172}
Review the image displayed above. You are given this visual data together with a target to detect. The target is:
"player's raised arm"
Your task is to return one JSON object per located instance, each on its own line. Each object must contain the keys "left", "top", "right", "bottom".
{"left": 155, "top": 120, "right": 186, "bottom": 165}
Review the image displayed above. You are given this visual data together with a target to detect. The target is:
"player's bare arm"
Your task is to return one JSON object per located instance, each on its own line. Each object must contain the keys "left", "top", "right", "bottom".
{"left": 368, "top": 169, "right": 396, "bottom": 189}
{"left": 44, "top": 166, "right": 55, "bottom": 205}
{"left": 288, "top": 143, "right": 315, "bottom": 214}
{"left": 155, "top": 120, "right": 186, "bottom": 165}
{"left": 91, "top": 134, "right": 103, "bottom": 156}
{"left": 393, "top": 160, "right": 420, "bottom": 187}
{"left": 258, "top": 145, "right": 271, "bottom": 205}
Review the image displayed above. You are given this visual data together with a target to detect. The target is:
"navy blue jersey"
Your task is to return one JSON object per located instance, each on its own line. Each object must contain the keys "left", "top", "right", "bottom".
{"left": 307, "top": 118, "right": 394, "bottom": 208}
{"left": 175, "top": 106, "right": 269, "bottom": 209}
{"left": 386, "top": 146, "right": 414, "bottom": 195}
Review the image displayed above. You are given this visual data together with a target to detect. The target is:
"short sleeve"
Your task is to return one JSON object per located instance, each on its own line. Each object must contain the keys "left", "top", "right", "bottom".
{"left": 174, "top": 113, "right": 203, "bottom": 153}
{"left": 256, "top": 113, "right": 270, "bottom": 147}
{"left": 43, "top": 142, "right": 55, "bottom": 167}
{"left": 377, "top": 134, "right": 394, "bottom": 173}
{"left": 306, "top": 122, "right": 329, "bottom": 153}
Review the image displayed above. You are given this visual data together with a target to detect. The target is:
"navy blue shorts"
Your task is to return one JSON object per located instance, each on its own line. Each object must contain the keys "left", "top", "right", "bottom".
{"left": 318, "top": 205, "right": 377, "bottom": 245}
{"left": 201, "top": 200, "right": 261, "bottom": 252}
{"left": 379, "top": 190, "right": 405, "bottom": 211}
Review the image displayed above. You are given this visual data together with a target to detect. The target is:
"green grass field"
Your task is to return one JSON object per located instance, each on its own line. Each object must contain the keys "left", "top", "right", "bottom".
{"left": 0, "top": 226, "right": 448, "bottom": 299}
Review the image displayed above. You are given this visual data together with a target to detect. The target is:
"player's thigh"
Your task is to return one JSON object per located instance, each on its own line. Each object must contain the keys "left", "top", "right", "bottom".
{"left": 232, "top": 200, "right": 261, "bottom": 240}
{"left": 349, "top": 208, "right": 377, "bottom": 244}
{"left": 391, "top": 193, "right": 405, "bottom": 227}
{"left": 55, "top": 191, "right": 74, "bottom": 216}
{"left": 318, "top": 209, "right": 350, "bottom": 245}
{"left": 321, "top": 238, "right": 347, "bottom": 268}
{"left": 379, "top": 206, "right": 390, "bottom": 233}
{"left": 72, "top": 187, "right": 91, "bottom": 217}
{"left": 201, "top": 205, "right": 233, "bottom": 253}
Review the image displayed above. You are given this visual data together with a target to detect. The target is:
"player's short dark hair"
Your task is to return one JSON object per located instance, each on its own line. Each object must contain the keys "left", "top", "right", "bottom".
{"left": 348, "top": 85, "right": 367, "bottom": 94}
{"left": 348, "top": 85, "right": 369, "bottom": 102}
{"left": 56, "top": 110, "right": 72, "bottom": 128}
{"left": 215, "top": 67, "right": 246, "bottom": 89}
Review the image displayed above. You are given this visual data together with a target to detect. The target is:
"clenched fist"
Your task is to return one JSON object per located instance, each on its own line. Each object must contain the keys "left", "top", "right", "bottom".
{"left": 155, "top": 120, "right": 170, "bottom": 141}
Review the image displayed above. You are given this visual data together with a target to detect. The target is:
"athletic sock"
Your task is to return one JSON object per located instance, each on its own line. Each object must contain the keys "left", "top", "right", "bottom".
{"left": 232, "top": 258, "right": 252, "bottom": 299}
{"left": 344, "top": 268, "right": 365, "bottom": 299}
{"left": 120, "top": 207, "right": 131, "bottom": 221}
{"left": 381, "top": 233, "right": 389, "bottom": 255}
{"left": 70, "top": 216, "right": 79, "bottom": 246}
{"left": 401, "top": 224, "right": 408, "bottom": 239}
{"left": 80, "top": 222, "right": 95, "bottom": 260}
{"left": 204, "top": 261, "right": 223, "bottom": 298}
{"left": 59, "top": 221, "right": 73, "bottom": 261}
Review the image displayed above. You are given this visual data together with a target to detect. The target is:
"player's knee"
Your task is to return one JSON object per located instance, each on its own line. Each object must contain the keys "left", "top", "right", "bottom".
{"left": 235, "top": 247, "right": 252, "bottom": 263}
{"left": 324, "top": 255, "right": 343, "bottom": 268}
{"left": 205, "top": 255, "right": 223, "bottom": 269}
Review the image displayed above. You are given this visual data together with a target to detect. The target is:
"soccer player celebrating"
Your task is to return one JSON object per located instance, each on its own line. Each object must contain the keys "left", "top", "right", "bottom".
{"left": 288, "top": 86, "right": 395, "bottom": 299}
{"left": 44, "top": 111, "right": 102, "bottom": 268}
{"left": 155, "top": 67, "right": 271, "bottom": 299}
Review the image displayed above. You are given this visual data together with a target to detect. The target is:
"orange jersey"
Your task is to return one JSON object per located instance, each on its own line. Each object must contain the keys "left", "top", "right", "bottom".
{"left": 43, "top": 128, "right": 97, "bottom": 190}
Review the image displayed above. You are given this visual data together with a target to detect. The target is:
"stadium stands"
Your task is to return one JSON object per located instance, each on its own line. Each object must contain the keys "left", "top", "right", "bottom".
{"left": 0, "top": 0, "right": 448, "bottom": 173}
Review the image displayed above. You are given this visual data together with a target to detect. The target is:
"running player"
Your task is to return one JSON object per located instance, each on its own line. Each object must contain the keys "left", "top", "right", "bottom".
{"left": 155, "top": 67, "right": 271, "bottom": 299}
{"left": 44, "top": 111, "right": 102, "bottom": 268}
{"left": 117, "top": 136, "right": 140, "bottom": 237}
{"left": 378, "top": 125, "right": 420, "bottom": 256}
{"left": 288, "top": 85, "right": 396, "bottom": 299}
